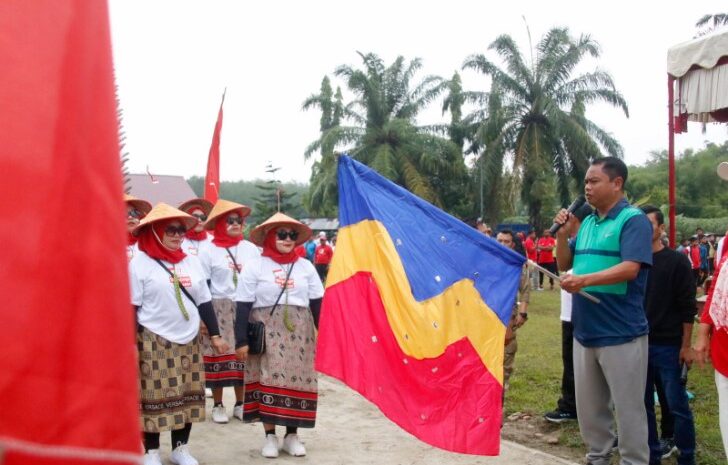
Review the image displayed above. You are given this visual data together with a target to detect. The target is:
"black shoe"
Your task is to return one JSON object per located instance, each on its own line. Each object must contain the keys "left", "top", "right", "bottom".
{"left": 660, "top": 437, "right": 677, "bottom": 459}
{"left": 544, "top": 409, "right": 577, "bottom": 423}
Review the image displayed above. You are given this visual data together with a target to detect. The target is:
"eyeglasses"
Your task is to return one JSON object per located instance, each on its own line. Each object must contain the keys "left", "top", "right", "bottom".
{"left": 191, "top": 213, "right": 207, "bottom": 221}
{"left": 226, "top": 216, "right": 243, "bottom": 225}
{"left": 276, "top": 230, "right": 299, "bottom": 241}
{"left": 164, "top": 225, "right": 187, "bottom": 236}
{"left": 127, "top": 209, "right": 141, "bottom": 219}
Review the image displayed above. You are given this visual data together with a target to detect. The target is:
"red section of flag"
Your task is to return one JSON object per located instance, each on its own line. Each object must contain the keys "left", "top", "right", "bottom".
{"left": 316, "top": 272, "right": 502, "bottom": 455}
{"left": 204, "top": 91, "right": 226, "bottom": 203}
{"left": 0, "top": 2, "right": 140, "bottom": 463}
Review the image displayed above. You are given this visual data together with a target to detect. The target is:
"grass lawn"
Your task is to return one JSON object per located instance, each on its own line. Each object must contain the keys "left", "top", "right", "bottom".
{"left": 504, "top": 287, "right": 725, "bottom": 465}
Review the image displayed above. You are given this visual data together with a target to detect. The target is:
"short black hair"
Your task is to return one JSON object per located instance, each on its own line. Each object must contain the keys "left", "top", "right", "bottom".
{"left": 592, "top": 157, "right": 628, "bottom": 188}
{"left": 497, "top": 229, "right": 515, "bottom": 240}
{"left": 640, "top": 205, "right": 664, "bottom": 226}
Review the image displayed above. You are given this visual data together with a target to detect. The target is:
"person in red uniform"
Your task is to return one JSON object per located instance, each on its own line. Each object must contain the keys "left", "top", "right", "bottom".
{"left": 523, "top": 229, "right": 538, "bottom": 290}
{"left": 536, "top": 229, "right": 557, "bottom": 290}
{"left": 688, "top": 236, "right": 701, "bottom": 287}
{"left": 313, "top": 232, "right": 334, "bottom": 283}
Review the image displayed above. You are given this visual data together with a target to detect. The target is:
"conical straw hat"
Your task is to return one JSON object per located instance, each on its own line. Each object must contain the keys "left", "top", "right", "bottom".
{"left": 249, "top": 212, "right": 312, "bottom": 246}
{"left": 178, "top": 198, "right": 214, "bottom": 215}
{"left": 132, "top": 203, "right": 197, "bottom": 236}
{"left": 204, "top": 199, "right": 252, "bottom": 230}
{"left": 124, "top": 194, "right": 152, "bottom": 216}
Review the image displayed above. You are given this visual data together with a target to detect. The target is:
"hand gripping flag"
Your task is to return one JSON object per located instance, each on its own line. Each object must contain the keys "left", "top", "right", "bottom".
{"left": 316, "top": 156, "right": 525, "bottom": 455}
{"left": 0, "top": 2, "right": 140, "bottom": 464}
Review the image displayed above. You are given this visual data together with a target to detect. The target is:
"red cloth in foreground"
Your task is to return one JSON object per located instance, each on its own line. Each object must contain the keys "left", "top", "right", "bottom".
{"left": 0, "top": 2, "right": 140, "bottom": 463}
{"left": 702, "top": 257, "right": 728, "bottom": 377}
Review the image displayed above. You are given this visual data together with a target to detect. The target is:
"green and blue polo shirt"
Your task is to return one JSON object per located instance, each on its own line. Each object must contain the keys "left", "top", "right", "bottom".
{"left": 569, "top": 198, "right": 653, "bottom": 347}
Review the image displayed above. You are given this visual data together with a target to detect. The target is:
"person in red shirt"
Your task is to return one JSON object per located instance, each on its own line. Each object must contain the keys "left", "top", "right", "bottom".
{"left": 523, "top": 229, "right": 539, "bottom": 290}
{"left": 536, "top": 229, "right": 557, "bottom": 290}
{"left": 694, "top": 254, "right": 728, "bottom": 457}
{"left": 314, "top": 232, "right": 334, "bottom": 282}
{"left": 688, "top": 236, "right": 701, "bottom": 286}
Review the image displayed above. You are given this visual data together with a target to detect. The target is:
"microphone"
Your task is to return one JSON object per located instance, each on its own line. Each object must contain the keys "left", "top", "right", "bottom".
{"left": 549, "top": 196, "right": 587, "bottom": 235}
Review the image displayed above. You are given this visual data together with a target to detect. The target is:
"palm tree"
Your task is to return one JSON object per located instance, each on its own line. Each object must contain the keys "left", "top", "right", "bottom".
{"left": 695, "top": 13, "right": 728, "bottom": 36}
{"left": 303, "top": 52, "right": 468, "bottom": 214}
{"left": 302, "top": 76, "right": 345, "bottom": 215}
{"left": 463, "top": 27, "right": 628, "bottom": 229}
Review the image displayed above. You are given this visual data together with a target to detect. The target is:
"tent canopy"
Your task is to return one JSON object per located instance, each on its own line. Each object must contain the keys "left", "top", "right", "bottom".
{"left": 668, "top": 30, "right": 728, "bottom": 122}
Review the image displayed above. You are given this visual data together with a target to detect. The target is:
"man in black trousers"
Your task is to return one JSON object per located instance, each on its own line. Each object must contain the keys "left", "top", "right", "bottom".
{"left": 641, "top": 205, "right": 696, "bottom": 465}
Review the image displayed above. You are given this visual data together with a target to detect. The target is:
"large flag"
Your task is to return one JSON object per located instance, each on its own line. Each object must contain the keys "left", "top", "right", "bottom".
{"left": 316, "top": 156, "right": 525, "bottom": 455}
{"left": 0, "top": 2, "right": 140, "bottom": 464}
{"left": 204, "top": 90, "right": 226, "bottom": 203}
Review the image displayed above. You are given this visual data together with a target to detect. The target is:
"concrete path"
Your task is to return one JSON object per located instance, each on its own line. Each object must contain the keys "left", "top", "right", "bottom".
{"left": 155, "top": 377, "right": 579, "bottom": 465}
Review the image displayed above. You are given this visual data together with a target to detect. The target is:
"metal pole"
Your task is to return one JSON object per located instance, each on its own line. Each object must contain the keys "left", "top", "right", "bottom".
{"left": 668, "top": 75, "right": 676, "bottom": 248}
{"left": 527, "top": 260, "right": 601, "bottom": 304}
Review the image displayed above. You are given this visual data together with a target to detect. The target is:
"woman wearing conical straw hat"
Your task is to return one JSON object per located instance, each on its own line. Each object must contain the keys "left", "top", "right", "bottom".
{"left": 198, "top": 199, "right": 260, "bottom": 424}
{"left": 124, "top": 194, "right": 152, "bottom": 262}
{"left": 178, "top": 198, "right": 214, "bottom": 258}
{"left": 130, "top": 203, "right": 228, "bottom": 465}
{"left": 234, "top": 212, "right": 325, "bottom": 458}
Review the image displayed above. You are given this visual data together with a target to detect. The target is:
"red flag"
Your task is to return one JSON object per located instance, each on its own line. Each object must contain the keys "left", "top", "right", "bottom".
{"left": 204, "top": 90, "right": 226, "bottom": 203}
{"left": 0, "top": 2, "right": 140, "bottom": 464}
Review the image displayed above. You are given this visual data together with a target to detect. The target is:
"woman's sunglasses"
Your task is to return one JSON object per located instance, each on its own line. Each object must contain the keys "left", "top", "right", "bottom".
{"left": 127, "top": 209, "right": 141, "bottom": 219}
{"left": 191, "top": 213, "right": 207, "bottom": 221}
{"left": 226, "top": 216, "right": 243, "bottom": 225}
{"left": 164, "top": 225, "right": 187, "bottom": 236}
{"left": 276, "top": 230, "right": 299, "bottom": 241}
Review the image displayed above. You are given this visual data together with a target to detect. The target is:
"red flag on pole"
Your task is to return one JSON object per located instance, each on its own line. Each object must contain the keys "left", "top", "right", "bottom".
{"left": 0, "top": 2, "right": 140, "bottom": 464}
{"left": 204, "top": 90, "right": 226, "bottom": 203}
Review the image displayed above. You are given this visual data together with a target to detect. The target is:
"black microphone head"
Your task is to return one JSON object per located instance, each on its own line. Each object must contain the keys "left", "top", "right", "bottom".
{"left": 567, "top": 196, "right": 587, "bottom": 213}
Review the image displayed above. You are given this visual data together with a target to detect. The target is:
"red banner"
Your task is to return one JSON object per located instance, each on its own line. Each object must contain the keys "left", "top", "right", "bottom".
{"left": 0, "top": 2, "right": 140, "bottom": 464}
{"left": 204, "top": 91, "right": 226, "bottom": 203}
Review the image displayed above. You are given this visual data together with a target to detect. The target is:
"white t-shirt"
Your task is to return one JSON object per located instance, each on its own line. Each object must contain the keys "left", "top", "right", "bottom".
{"left": 560, "top": 269, "right": 573, "bottom": 322}
{"left": 182, "top": 234, "right": 212, "bottom": 258}
{"left": 127, "top": 243, "right": 139, "bottom": 263}
{"left": 200, "top": 240, "right": 260, "bottom": 300}
{"left": 130, "top": 252, "right": 211, "bottom": 344}
{"left": 236, "top": 256, "right": 325, "bottom": 308}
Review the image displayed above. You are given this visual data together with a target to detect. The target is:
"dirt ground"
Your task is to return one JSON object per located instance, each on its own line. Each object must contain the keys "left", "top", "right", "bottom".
{"left": 153, "top": 376, "right": 580, "bottom": 465}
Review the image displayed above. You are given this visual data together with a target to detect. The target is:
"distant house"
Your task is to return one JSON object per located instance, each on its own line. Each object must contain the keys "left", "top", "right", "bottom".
{"left": 128, "top": 174, "right": 196, "bottom": 207}
{"left": 301, "top": 218, "right": 339, "bottom": 236}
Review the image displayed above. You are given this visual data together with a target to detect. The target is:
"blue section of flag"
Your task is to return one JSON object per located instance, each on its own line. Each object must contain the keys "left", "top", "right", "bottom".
{"left": 337, "top": 155, "right": 525, "bottom": 325}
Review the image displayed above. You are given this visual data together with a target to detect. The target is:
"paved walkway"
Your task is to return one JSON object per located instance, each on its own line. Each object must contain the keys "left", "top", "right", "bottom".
{"left": 156, "top": 377, "right": 579, "bottom": 465}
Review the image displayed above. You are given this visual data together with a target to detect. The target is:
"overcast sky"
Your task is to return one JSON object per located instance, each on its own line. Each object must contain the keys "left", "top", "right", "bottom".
{"left": 109, "top": 0, "right": 728, "bottom": 183}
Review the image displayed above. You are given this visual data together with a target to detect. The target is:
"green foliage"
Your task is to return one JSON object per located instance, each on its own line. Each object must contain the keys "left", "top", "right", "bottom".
{"left": 252, "top": 163, "right": 302, "bottom": 224}
{"left": 187, "top": 175, "right": 309, "bottom": 222}
{"left": 303, "top": 53, "right": 470, "bottom": 217}
{"left": 463, "top": 27, "right": 628, "bottom": 230}
{"left": 627, "top": 142, "right": 728, "bottom": 226}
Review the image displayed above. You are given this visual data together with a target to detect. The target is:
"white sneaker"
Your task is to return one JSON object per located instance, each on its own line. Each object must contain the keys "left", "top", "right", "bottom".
{"left": 170, "top": 444, "right": 199, "bottom": 465}
{"left": 211, "top": 405, "right": 229, "bottom": 424}
{"left": 261, "top": 434, "right": 280, "bottom": 458}
{"left": 282, "top": 434, "right": 306, "bottom": 456}
{"left": 233, "top": 404, "right": 244, "bottom": 421}
{"left": 143, "top": 449, "right": 163, "bottom": 465}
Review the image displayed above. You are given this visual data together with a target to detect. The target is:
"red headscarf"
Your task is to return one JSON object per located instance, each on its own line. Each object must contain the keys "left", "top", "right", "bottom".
{"left": 212, "top": 210, "right": 244, "bottom": 248}
{"left": 183, "top": 206, "right": 209, "bottom": 241}
{"left": 261, "top": 228, "right": 299, "bottom": 264}
{"left": 137, "top": 219, "right": 187, "bottom": 264}
{"left": 128, "top": 232, "right": 138, "bottom": 246}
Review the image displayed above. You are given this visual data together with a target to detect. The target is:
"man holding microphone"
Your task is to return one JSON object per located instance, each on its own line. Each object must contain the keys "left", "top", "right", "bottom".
{"left": 554, "top": 157, "right": 653, "bottom": 465}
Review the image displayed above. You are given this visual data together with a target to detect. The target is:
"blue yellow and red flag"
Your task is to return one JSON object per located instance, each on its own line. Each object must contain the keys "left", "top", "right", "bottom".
{"left": 316, "top": 155, "right": 525, "bottom": 455}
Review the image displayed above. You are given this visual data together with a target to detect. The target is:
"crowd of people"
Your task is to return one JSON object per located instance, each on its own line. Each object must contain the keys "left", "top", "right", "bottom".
{"left": 126, "top": 195, "right": 334, "bottom": 465}
{"left": 125, "top": 156, "right": 728, "bottom": 465}
{"left": 480, "top": 157, "right": 728, "bottom": 465}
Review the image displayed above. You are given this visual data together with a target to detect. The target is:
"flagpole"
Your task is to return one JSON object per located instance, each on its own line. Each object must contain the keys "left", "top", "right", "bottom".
{"left": 527, "top": 259, "right": 600, "bottom": 304}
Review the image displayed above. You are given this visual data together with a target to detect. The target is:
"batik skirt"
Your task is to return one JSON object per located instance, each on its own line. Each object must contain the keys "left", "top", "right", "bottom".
{"left": 199, "top": 298, "right": 245, "bottom": 388}
{"left": 137, "top": 326, "right": 205, "bottom": 433}
{"left": 243, "top": 304, "right": 318, "bottom": 428}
